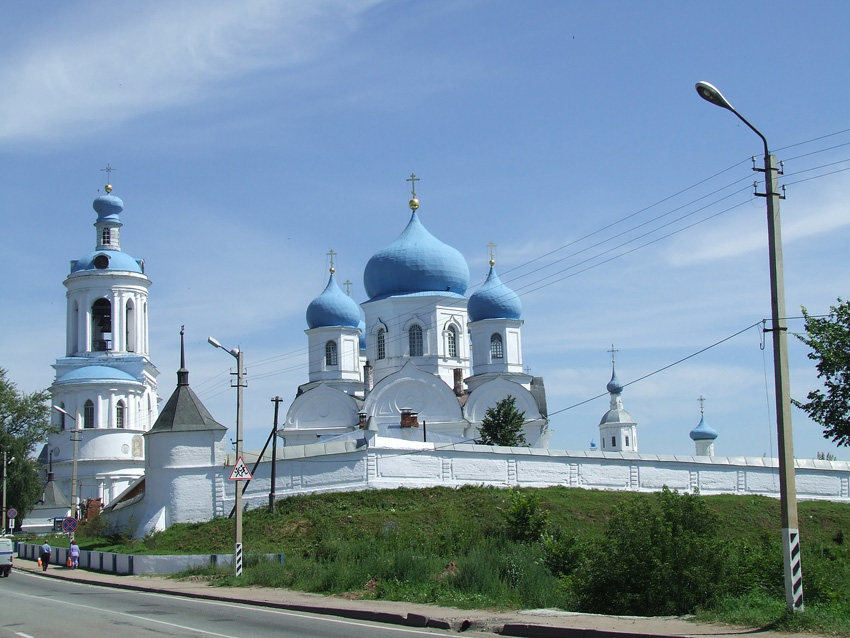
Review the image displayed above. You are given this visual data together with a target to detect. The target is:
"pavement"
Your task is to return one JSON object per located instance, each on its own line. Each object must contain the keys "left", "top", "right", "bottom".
{"left": 13, "top": 557, "right": 819, "bottom": 638}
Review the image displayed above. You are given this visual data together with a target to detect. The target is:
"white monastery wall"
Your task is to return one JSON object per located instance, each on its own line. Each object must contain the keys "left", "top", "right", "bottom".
{"left": 223, "top": 440, "right": 850, "bottom": 517}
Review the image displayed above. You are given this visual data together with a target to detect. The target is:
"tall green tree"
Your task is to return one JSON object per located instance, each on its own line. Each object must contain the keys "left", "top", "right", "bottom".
{"left": 793, "top": 299, "right": 850, "bottom": 447}
{"left": 476, "top": 395, "right": 527, "bottom": 446}
{"left": 0, "top": 368, "right": 54, "bottom": 524}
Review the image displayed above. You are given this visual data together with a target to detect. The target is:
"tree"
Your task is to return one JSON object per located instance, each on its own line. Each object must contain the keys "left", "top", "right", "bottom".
{"left": 0, "top": 368, "right": 55, "bottom": 524}
{"left": 793, "top": 299, "right": 850, "bottom": 447}
{"left": 476, "top": 395, "right": 527, "bottom": 446}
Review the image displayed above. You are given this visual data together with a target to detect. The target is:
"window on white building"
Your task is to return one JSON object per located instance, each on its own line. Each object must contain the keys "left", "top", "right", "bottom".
{"left": 116, "top": 401, "right": 125, "bottom": 429}
{"left": 91, "top": 298, "right": 112, "bottom": 351}
{"left": 377, "top": 329, "right": 386, "bottom": 360}
{"left": 612, "top": 436, "right": 616, "bottom": 447}
{"left": 490, "top": 333, "right": 503, "bottom": 359}
{"left": 409, "top": 324, "right": 423, "bottom": 357}
{"left": 84, "top": 400, "right": 95, "bottom": 429}
{"left": 325, "top": 340, "right": 338, "bottom": 366}
{"left": 447, "top": 325, "right": 457, "bottom": 358}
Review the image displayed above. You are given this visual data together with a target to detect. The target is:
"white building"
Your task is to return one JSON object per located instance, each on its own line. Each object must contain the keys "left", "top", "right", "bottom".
{"left": 283, "top": 189, "right": 550, "bottom": 447}
{"left": 40, "top": 185, "right": 159, "bottom": 514}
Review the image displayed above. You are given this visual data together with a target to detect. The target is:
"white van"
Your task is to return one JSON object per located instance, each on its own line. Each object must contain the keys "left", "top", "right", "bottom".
{"left": 0, "top": 537, "right": 13, "bottom": 577}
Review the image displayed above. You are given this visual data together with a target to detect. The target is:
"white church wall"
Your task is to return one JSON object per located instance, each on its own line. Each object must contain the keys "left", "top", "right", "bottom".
{"left": 225, "top": 444, "right": 850, "bottom": 517}
{"left": 112, "top": 440, "right": 850, "bottom": 539}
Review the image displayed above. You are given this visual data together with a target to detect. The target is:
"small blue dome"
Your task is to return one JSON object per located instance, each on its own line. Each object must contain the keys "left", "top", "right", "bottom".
{"left": 70, "top": 250, "right": 144, "bottom": 274}
{"left": 306, "top": 273, "right": 362, "bottom": 329}
{"left": 606, "top": 364, "right": 622, "bottom": 394}
{"left": 54, "top": 365, "right": 140, "bottom": 385}
{"left": 93, "top": 194, "right": 124, "bottom": 222}
{"left": 690, "top": 414, "right": 718, "bottom": 440}
{"left": 364, "top": 211, "right": 469, "bottom": 300}
{"left": 468, "top": 265, "right": 522, "bottom": 321}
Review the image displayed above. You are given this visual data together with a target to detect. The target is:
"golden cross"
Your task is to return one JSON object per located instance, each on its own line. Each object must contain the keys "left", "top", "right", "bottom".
{"left": 698, "top": 395, "right": 706, "bottom": 413}
{"left": 487, "top": 241, "right": 497, "bottom": 266}
{"left": 406, "top": 173, "right": 419, "bottom": 197}
{"left": 327, "top": 249, "right": 336, "bottom": 274}
{"left": 607, "top": 344, "right": 619, "bottom": 364}
{"left": 343, "top": 280, "right": 352, "bottom": 296}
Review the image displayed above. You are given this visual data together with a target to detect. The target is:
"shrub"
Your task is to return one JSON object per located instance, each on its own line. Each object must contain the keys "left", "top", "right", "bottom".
{"left": 567, "top": 487, "right": 728, "bottom": 616}
{"left": 505, "top": 488, "right": 548, "bottom": 543}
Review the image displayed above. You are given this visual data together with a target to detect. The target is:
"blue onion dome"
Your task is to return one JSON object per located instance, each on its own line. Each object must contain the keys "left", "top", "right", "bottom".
{"left": 363, "top": 211, "right": 470, "bottom": 300}
{"left": 306, "top": 272, "right": 362, "bottom": 329}
{"left": 690, "top": 413, "right": 719, "bottom": 440}
{"left": 93, "top": 192, "right": 124, "bottom": 223}
{"left": 468, "top": 264, "right": 522, "bottom": 321}
{"left": 606, "top": 363, "right": 622, "bottom": 394}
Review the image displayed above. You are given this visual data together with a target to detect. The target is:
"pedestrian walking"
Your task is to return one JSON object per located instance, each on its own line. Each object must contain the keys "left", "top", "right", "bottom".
{"left": 69, "top": 540, "right": 80, "bottom": 569}
{"left": 39, "top": 541, "right": 51, "bottom": 571}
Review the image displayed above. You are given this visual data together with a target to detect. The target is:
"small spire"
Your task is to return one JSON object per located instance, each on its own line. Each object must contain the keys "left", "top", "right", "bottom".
{"left": 606, "top": 345, "right": 622, "bottom": 394}
{"left": 177, "top": 325, "right": 189, "bottom": 386}
{"left": 407, "top": 173, "right": 420, "bottom": 211}
{"left": 487, "top": 241, "right": 497, "bottom": 267}
{"left": 327, "top": 249, "right": 336, "bottom": 275}
{"left": 101, "top": 163, "right": 116, "bottom": 193}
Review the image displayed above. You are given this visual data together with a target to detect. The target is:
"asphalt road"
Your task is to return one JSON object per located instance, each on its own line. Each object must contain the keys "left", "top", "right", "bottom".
{"left": 0, "top": 571, "right": 461, "bottom": 638}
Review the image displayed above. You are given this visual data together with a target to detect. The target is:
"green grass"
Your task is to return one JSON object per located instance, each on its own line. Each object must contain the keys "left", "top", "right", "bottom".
{"left": 30, "top": 486, "right": 849, "bottom": 634}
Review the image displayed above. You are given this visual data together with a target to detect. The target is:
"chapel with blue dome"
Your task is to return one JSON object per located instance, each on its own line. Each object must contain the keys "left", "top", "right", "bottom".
{"left": 690, "top": 397, "right": 719, "bottom": 456}
{"left": 283, "top": 177, "right": 551, "bottom": 448}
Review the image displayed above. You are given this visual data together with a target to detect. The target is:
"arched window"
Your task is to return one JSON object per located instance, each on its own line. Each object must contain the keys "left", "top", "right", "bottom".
{"left": 83, "top": 400, "right": 95, "bottom": 429}
{"left": 377, "top": 328, "right": 386, "bottom": 360}
{"left": 91, "top": 298, "right": 112, "bottom": 352}
{"left": 490, "top": 333, "right": 504, "bottom": 359}
{"left": 116, "top": 401, "right": 125, "bottom": 429}
{"left": 447, "top": 325, "right": 457, "bottom": 358}
{"left": 101, "top": 228, "right": 111, "bottom": 246}
{"left": 325, "top": 340, "right": 338, "bottom": 366}
{"left": 409, "top": 324, "right": 423, "bottom": 357}
{"left": 125, "top": 300, "right": 135, "bottom": 353}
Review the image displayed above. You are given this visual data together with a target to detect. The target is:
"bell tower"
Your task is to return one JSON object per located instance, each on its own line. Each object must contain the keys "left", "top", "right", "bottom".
{"left": 46, "top": 174, "right": 159, "bottom": 513}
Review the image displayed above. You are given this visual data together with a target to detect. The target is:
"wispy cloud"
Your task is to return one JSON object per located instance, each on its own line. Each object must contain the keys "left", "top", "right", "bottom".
{"left": 0, "top": 0, "right": 382, "bottom": 144}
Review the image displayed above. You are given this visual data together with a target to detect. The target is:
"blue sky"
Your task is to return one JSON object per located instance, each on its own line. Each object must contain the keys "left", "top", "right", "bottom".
{"left": 2, "top": 0, "right": 849, "bottom": 460}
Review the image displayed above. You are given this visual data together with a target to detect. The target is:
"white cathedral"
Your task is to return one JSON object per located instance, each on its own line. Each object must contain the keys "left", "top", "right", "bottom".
{"left": 29, "top": 176, "right": 849, "bottom": 538}
{"left": 284, "top": 186, "right": 549, "bottom": 448}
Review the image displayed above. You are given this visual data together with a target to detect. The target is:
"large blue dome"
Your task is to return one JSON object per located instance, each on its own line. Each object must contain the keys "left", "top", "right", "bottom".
{"left": 70, "top": 250, "right": 144, "bottom": 274}
{"left": 468, "top": 265, "right": 522, "bottom": 321}
{"left": 363, "top": 211, "right": 469, "bottom": 300}
{"left": 306, "top": 273, "right": 362, "bottom": 329}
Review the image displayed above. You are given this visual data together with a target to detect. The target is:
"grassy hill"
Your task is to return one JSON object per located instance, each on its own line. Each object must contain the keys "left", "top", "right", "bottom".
{"left": 74, "top": 486, "right": 850, "bottom": 634}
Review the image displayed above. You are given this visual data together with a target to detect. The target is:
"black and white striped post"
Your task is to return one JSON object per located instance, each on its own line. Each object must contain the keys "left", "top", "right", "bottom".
{"left": 696, "top": 81, "right": 803, "bottom": 612}
{"left": 209, "top": 336, "right": 247, "bottom": 578}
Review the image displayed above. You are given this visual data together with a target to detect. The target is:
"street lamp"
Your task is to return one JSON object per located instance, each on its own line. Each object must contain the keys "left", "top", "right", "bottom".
{"left": 208, "top": 336, "right": 245, "bottom": 577}
{"left": 52, "top": 406, "right": 81, "bottom": 523}
{"left": 696, "top": 81, "right": 803, "bottom": 612}
{"left": 2, "top": 451, "right": 14, "bottom": 534}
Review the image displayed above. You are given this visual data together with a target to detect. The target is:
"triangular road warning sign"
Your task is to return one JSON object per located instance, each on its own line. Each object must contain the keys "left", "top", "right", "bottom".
{"left": 229, "top": 456, "right": 253, "bottom": 481}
